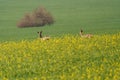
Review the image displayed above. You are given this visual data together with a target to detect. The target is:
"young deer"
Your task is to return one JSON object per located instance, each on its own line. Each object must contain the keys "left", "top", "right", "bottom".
{"left": 80, "top": 29, "right": 93, "bottom": 38}
{"left": 37, "top": 31, "right": 50, "bottom": 40}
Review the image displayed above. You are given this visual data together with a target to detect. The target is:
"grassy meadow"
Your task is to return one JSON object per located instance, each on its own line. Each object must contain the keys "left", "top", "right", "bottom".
{"left": 0, "top": 0, "right": 120, "bottom": 80}
{"left": 0, "top": 0, "right": 120, "bottom": 41}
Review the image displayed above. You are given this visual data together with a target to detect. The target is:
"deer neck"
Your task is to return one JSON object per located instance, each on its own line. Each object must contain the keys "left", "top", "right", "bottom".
{"left": 39, "top": 33, "right": 43, "bottom": 38}
{"left": 80, "top": 32, "right": 83, "bottom": 36}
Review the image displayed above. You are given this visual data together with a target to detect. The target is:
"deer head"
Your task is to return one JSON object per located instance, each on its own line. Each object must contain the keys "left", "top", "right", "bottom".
{"left": 37, "top": 31, "right": 43, "bottom": 38}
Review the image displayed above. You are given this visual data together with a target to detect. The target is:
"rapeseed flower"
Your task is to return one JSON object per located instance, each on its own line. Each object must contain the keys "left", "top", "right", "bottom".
{"left": 0, "top": 33, "right": 120, "bottom": 79}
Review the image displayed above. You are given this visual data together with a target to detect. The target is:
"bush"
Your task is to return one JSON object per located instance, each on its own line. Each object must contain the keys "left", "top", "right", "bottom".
{"left": 17, "top": 7, "right": 54, "bottom": 28}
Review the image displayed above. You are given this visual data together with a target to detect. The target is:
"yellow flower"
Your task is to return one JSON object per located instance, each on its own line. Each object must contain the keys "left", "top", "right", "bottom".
{"left": 3, "top": 77, "right": 8, "bottom": 80}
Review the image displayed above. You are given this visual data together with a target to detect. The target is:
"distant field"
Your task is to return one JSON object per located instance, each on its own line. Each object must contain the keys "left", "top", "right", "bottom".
{"left": 0, "top": 0, "right": 120, "bottom": 41}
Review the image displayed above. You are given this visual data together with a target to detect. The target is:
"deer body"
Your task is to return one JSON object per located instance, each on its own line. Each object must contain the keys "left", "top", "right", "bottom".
{"left": 37, "top": 31, "right": 50, "bottom": 40}
{"left": 80, "top": 30, "right": 93, "bottom": 38}
{"left": 41, "top": 36, "right": 50, "bottom": 40}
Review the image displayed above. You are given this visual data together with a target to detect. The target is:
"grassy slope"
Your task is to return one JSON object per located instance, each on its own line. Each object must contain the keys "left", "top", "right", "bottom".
{"left": 0, "top": 0, "right": 120, "bottom": 41}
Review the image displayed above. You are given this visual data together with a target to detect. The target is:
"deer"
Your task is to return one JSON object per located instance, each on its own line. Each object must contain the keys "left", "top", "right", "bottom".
{"left": 80, "top": 29, "right": 93, "bottom": 38}
{"left": 37, "top": 31, "right": 50, "bottom": 40}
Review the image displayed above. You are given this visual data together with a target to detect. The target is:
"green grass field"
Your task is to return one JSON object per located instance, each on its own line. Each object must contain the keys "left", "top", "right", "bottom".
{"left": 0, "top": 0, "right": 120, "bottom": 41}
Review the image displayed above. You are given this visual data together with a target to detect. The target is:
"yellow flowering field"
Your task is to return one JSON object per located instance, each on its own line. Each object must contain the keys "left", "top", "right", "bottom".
{"left": 0, "top": 33, "right": 120, "bottom": 80}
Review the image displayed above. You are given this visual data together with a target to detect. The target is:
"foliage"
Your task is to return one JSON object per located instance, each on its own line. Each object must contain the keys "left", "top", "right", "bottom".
{"left": 0, "top": 33, "right": 120, "bottom": 80}
{"left": 17, "top": 7, "right": 54, "bottom": 28}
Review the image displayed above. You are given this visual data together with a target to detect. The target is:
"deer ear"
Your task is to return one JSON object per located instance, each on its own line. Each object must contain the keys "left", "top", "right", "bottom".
{"left": 81, "top": 29, "right": 83, "bottom": 32}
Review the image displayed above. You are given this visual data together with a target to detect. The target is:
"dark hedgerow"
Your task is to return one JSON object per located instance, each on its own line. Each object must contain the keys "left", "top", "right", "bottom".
{"left": 17, "top": 7, "right": 54, "bottom": 28}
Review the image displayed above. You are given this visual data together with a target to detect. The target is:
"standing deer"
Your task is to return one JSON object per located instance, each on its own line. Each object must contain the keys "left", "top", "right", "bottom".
{"left": 37, "top": 31, "right": 50, "bottom": 40}
{"left": 80, "top": 29, "right": 93, "bottom": 38}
